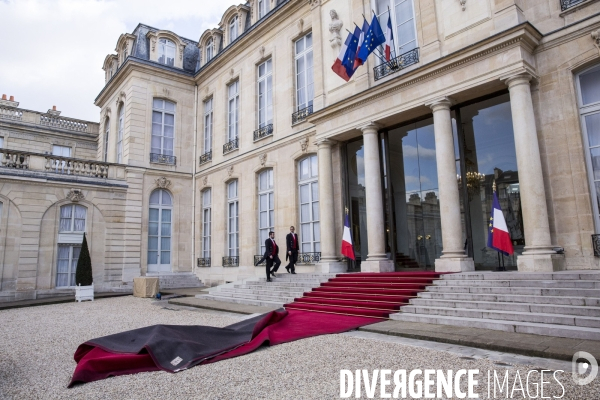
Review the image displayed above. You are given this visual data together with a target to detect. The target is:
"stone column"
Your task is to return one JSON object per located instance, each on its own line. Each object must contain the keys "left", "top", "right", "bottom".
{"left": 316, "top": 139, "right": 346, "bottom": 273}
{"left": 503, "top": 73, "right": 563, "bottom": 272}
{"left": 359, "top": 123, "right": 394, "bottom": 272}
{"left": 427, "top": 98, "right": 474, "bottom": 272}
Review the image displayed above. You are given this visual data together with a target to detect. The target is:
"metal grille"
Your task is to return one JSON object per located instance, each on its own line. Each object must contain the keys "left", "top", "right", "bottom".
{"left": 561, "top": 0, "right": 585, "bottom": 11}
{"left": 253, "top": 124, "right": 273, "bottom": 141}
{"left": 223, "top": 138, "right": 239, "bottom": 154}
{"left": 593, "top": 235, "right": 600, "bottom": 257}
{"left": 197, "top": 258, "right": 211, "bottom": 267}
{"left": 222, "top": 256, "right": 239, "bottom": 267}
{"left": 150, "top": 153, "right": 176, "bottom": 165}
{"left": 292, "top": 105, "right": 313, "bottom": 124}
{"left": 199, "top": 151, "right": 212, "bottom": 165}
{"left": 373, "top": 48, "right": 420, "bottom": 81}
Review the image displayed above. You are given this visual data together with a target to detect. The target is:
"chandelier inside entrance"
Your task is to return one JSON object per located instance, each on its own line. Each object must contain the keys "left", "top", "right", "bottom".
{"left": 457, "top": 170, "right": 486, "bottom": 200}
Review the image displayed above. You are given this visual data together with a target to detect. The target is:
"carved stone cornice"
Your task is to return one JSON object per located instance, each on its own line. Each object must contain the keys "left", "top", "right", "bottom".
{"left": 300, "top": 137, "right": 309, "bottom": 152}
{"left": 593, "top": 30, "right": 600, "bottom": 52}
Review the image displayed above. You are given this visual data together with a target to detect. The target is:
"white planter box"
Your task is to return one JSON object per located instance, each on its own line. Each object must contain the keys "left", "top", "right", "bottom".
{"left": 76, "top": 283, "right": 94, "bottom": 302}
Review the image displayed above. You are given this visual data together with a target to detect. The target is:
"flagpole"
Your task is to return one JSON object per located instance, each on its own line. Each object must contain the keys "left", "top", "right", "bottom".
{"left": 346, "top": 28, "right": 387, "bottom": 64}
{"left": 387, "top": 5, "right": 397, "bottom": 59}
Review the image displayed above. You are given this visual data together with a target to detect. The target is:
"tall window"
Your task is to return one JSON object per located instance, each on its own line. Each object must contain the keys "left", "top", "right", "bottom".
{"left": 206, "top": 38, "right": 214, "bottom": 62}
{"left": 158, "top": 38, "right": 176, "bottom": 66}
{"left": 202, "top": 189, "right": 211, "bottom": 259}
{"left": 227, "top": 180, "right": 239, "bottom": 257}
{"left": 152, "top": 99, "right": 175, "bottom": 156}
{"left": 298, "top": 155, "right": 320, "bottom": 253}
{"left": 228, "top": 81, "right": 240, "bottom": 141}
{"left": 258, "top": 0, "right": 269, "bottom": 19}
{"left": 52, "top": 145, "right": 71, "bottom": 173}
{"left": 148, "top": 189, "right": 172, "bottom": 272}
{"left": 229, "top": 16, "right": 238, "bottom": 43}
{"left": 577, "top": 65, "right": 600, "bottom": 232}
{"left": 257, "top": 59, "right": 273, "bottom": 129}
{"left": 117, "top": 104, "right": 124, "bottom": 163}
{"left": 375, "top": 0, "right": 417, "bottom": 57}
{"left": 295, "top": 33, "right": 314, "bottom": 112}
{"left": 104, "top": 117, "right": 110, "bottom": 162}
{"left": 204, "top": 98, "right": 213, "bottom": 154}
{"left": 57, "top": 204, "right": 87, "bottom": 287}
{"left": 258, "top": 169, "right": 274, "bottom": 254}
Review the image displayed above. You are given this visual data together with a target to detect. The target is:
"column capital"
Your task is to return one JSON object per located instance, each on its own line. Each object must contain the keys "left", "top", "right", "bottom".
{"left": 315, "top": 138, "right": 337, "bottom": 148}
{"left": 501, "top": 72, "right": 535, "bottom": 89}
{"left": 357, "top": 122, "right": 381, "bottom": 134}
{"left": 425, "top": 96, "right": 455, "bottom": 112}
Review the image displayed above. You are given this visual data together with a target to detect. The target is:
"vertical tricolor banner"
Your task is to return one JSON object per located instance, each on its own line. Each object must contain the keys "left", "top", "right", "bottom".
{"left": 487, "top": 188, "right": 514, "bottom": 256}
{"left": 341, "top": 210, "right": 355, "bottom": 260}
{"left": 384, "top": 14, "right": 394, "bottom": 61}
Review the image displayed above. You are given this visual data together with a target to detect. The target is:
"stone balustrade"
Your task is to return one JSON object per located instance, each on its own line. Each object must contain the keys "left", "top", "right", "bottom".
{"left": 0, "top": 107, "right": 98, "bottom": 134}
{"left": 0, "top": 149, "right": 125, "bottom": 181}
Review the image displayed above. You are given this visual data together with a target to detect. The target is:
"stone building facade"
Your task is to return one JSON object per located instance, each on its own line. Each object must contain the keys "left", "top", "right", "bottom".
{"left": 2, "top": 0, "right": 600, "bottom": 298}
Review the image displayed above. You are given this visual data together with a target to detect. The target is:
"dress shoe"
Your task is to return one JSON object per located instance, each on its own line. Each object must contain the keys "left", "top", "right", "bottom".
{"left": 270, "top": 272, "right": 276, "bottom": 277}
{"left": 291, "top": 271, "right": 297, "bottom": 274}
{"left": 285, "top": 266, "right": 290, "bottom": 273}
{"left": 267, "top": 278, "right": 272, "bottom": 282}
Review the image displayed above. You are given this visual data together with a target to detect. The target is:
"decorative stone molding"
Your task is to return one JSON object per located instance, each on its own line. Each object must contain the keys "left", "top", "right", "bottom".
{"left": 66, "top": 189, "right": 85, "bottom": 202}
{"left": 259, "top": 153, "right": 267, "bottom": 166}
{"left": 308, "top": 0, "right": 320, "bottom": 8}
{"left": 227, "top": 165, "right": 234, "bottom": 177}
{"left": 202, "top": 176, "right": 208, "bottom": 186}
{"left": 151, "top": 38, "right": 156, "bottom": 52}
{"left": 459, "top": 0, "right": 466, "bottom": 11}
{"left": 116, "top": 91, "right": 126, "bottom": 108}
{"left": 298, "top": 19, "right": 304, "bottom": 33}
{"left": 329, "top": 10, "right": 343, "bottom": 50}
{"left": 593, "top": 30, "right": 600, "bottom": 52}
{"left": 300, "top": 137, "right": 309, "bottom": 152}
{"left": 179, "top": 44, "right": 185, "bottom": 60}
{"left": 425, "top": 96, "right": 455, "bottom": 112}
{"left": 163, "top": 88, "right": 171, "bottom": 97}
{"left": 155, "top": 176, "right": 172, "bottom": 189}
{"left": 357, "top": 121, "right": 382, "bottom": 133}
{"left": 259, "top": 46, "right": 265, "bottom": 59}
{"left": 230, "top": 68, "right": 234, "bottom": 77}
{"left": 315, "top": 138, "right": 337, "bottom": 148}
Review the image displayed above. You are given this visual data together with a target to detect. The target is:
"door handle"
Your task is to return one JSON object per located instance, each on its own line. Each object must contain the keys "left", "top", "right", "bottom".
{"left": 417, "top": 235, "right": 423, "bottom": 241}
{"left": 425, "top": 235, "right": 431, "bottom": 240}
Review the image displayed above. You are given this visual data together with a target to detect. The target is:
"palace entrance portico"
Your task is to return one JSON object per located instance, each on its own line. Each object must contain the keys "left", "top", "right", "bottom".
{"left": 312, "top": 69, "right": 565, "bottom": 274}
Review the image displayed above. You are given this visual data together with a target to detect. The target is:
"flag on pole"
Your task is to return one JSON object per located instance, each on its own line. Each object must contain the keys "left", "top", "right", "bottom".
{"left": 384, "top": 14, "right": 394, "bottom": 61}
{"left": 353, "top": 18, "right": 370, "bottom": 69}
{"left": 341, "top": 209, "right": 355, "bottom": 260}
{"left": 331, "top": 27, "right": 360, "bottom": 82}
{"left": 356, "top": 14, "right": 386, "bottom": 64}
{"left": 487, "top": 186, "right": 514, "bottom": 256}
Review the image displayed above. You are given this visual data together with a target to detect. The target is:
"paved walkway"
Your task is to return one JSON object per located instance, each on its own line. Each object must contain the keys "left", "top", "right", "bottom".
{"left": 0, "top": 292, "right": 130, "bottom": 311}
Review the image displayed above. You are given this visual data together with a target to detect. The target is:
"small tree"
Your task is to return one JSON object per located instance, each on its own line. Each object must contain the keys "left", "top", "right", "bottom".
{"left": 75, "top": 232, "right": 93, "bottom": 286}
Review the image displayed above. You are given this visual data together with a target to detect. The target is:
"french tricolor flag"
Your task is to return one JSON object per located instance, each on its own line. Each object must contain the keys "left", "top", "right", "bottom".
{"left": 384, "top": 14, "right": 394, "bottom": 61}
{"left": 353, "top": 19, "right": 369, "bottom": 70}
{"left": 487, "top": 190, "right": 514, "bottom": 256}
{"left": 341, "top": 213, "right": 355, "bottom": 260}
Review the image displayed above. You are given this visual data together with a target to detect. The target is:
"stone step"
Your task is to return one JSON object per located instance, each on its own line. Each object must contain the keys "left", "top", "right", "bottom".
{"left": 200, "top": 294, "right": 286, "bottom": 308}
{"left": 433, "top": 279, "right": 600, "bottom": 289}
{"left": 419, "top": 291, "right": 600, "bottom": 306}
{"left": 400, "top": 305, "right": 600, "bottom": 328}
{"left": 389, "top": 313, "right": 600, "bottom": 341}
{"left": 426, "top": 285, "right": 600, "bottom": 297}
{"left": 204, "top": 291, "right": 294, "bottom": 303}
{"left": 442, "top": 272, "right": 600, "bottom": 281}
{"left": 218, "top": 287, "right": 306, "bottom": 297}
{"left": 409, "top": 298, "right": 600, "bottom": 317}
{"left": 242, "top": 281, "right": 323, "bottom": 288}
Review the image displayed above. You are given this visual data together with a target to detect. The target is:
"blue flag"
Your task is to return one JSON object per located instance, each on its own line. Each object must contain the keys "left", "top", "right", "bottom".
{"left": 357, "top": 14, "right": 386, "bottom": 63}
{"left": 341, "top": 27, "right": 361, "bottom": 78}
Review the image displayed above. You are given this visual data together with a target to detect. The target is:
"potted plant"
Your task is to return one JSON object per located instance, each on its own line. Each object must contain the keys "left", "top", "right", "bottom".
{"left": 75, "top": 232, "right": 94, "bottom": 302}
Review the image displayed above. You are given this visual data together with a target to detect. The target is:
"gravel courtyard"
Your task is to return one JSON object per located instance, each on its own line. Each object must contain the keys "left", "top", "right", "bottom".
{"left": 0, "top": 296, "right": 598, "bottom": 399}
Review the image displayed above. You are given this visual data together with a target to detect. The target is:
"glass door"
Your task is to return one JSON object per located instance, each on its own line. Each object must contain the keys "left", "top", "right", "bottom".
{"left": 148, "top": 189, "right": 172, "bottom": 273}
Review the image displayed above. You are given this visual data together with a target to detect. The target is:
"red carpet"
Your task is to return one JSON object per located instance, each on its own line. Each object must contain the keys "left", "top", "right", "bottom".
{"left": 70, "top": 272, "right": 440, "bottom": 386}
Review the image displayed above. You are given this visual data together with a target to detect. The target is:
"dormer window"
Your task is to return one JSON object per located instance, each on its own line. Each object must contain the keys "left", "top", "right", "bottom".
{"left": 258, "top": 0, "right": 269, "bottom": 19}
{"left": 206, "top": 38, "right": 214, "bottom": 62}
{"left": 158, "top": 38, "right": 176, "bottom": 66}
{"left": 229, "top": 16, "right": 238, "bottom": 43}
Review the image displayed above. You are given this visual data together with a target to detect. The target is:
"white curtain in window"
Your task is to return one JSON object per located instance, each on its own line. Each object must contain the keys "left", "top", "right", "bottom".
{"left": 74, "top": 205, "right": 86, "bottom": 232}
{"left": 295, "top": 33, "right": 313, "bottom": 111}
{"left": 56, "top": 245, "right": 70, "bottom": 287}
{"left": 59, "top": 206, "right": 72, "bottom": 232}
{"left": 258, "top": 60, "right": 273, "bottom": 128}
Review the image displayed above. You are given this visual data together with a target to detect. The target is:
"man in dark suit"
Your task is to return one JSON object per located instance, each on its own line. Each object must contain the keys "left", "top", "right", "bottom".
{"left": 285, "top": 226, "right": 299, "bottom": 274}
{"left": 264, "top": 231, "right": 281, "bottom": 282}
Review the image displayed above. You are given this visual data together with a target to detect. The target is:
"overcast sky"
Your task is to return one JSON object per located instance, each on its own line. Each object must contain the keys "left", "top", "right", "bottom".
{"left": 0, "top": 0, "right": 235, "bottom": 122}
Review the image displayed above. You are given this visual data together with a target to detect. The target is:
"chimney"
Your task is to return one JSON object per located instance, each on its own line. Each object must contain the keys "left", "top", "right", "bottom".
{"left": 9, "top": 95, "right": 14, "bottom": 101}
{"left": 0, "top": 94, "right": 18, "bottom": 108}
{"left": 52, "top": 105, "right": 57, "bottom": 111}
{"left": 47, "top": 105, "right": 61, "bottom": 116}
{"left": 1, "top": 94, "right": 6, "bottom": 100}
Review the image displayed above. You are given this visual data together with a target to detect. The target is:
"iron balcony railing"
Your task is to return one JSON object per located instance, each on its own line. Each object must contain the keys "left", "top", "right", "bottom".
{"left": 199, "top": 151, "right": 212, "bottom": 165}
{"left": 253, "top": 252, "right": 321, "bottom": 266}
{"left": 150, "top": 153, "right": 176, "bottom": 165}
{"left": 292, "top": 105, "right": 313, "bottom": 124}
{"left": 561, "top": 0, "right": 585, "bottom": 11}
{"left": 197, "top": 257, "right": 211, "bottom": 267}
{"left": 253, "top": 124, "right": 273, "bottom": 141}
{"left": 222, "top": 256, "right": 239, "bottom": 267}
{"left": 374, "top": 47, "right": 420, "bottom": 81}
{"left": 223, "top": 137, "right": 239, "bottom": 154}
{"left": 593, "top": 234, "right": 600, "bottom": 257}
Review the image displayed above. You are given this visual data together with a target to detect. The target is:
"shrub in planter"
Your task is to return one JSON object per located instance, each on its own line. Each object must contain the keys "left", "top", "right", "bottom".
{"left": 76, "top": 232, "right": 93, "bottom": 286}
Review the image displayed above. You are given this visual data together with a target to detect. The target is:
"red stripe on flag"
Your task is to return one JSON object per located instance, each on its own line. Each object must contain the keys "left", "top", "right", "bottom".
{"left": 331, "top": 59, "right": 350, "bottom": 82}
{"left": 492, "top": 229, "right": 514, "bottom": 255}
{"left": 341, "top": 240, "right": 355, "bottom": 260}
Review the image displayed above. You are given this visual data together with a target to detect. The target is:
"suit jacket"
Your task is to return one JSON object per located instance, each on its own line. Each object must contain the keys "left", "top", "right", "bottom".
{"left": 264, "top": 238, "right": 279, "bottom": 257}
{"left": 286, "top": 232, "right": 299, "bottom": 261}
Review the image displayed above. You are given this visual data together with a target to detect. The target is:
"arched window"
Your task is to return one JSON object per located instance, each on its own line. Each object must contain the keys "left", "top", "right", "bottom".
{"left": 104, "top": 117, "right": 110, "bottom": 162}
{"left": 298, "top": 155, "right": 320, "bottom": 253}
{"left": 117, "top": 104, "right": 124, "bottom": 163}
{"left": 151, "top": 99, "right": 175, "bottom": 158}
{"left": 258, "top": 169, "right": 274, "bottom": 254}
{"left": 158, "top": 38, "right": 176, "bottom": 66}
{"left": 202, "top": 189, "right": 211, "bottom": 260}
{"left": 148, "top": 189, "right": 172, "bottom": 272}
{"left": 57, "top": 204, "right": 87, "bottom": 287}
{"left": 229, "top": 16, "right": 238, "bottom": 43}
{"left": 227, "top": 180, "right": 239, "bottom": 257}
{"left": 206, "top": 38, "right": 214, "bottom": 62}
{"left": 577, "top": 64, "right": 600, "bottom": 232}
